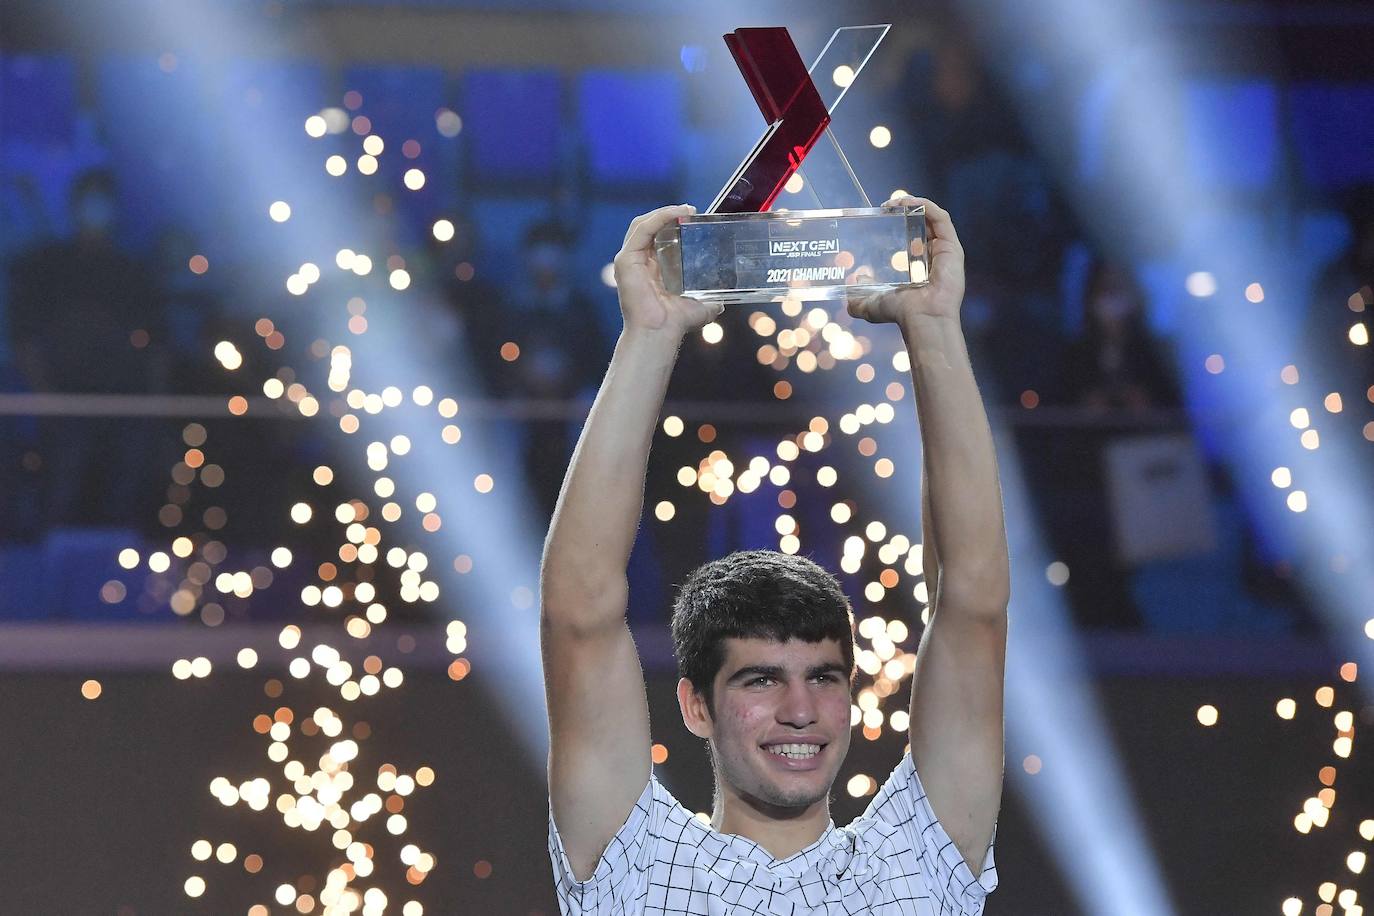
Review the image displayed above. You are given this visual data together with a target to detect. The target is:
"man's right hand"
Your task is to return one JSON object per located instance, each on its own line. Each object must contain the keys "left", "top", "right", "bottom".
{"left": 613, "top": 204, "right": 723, "bottom": 337}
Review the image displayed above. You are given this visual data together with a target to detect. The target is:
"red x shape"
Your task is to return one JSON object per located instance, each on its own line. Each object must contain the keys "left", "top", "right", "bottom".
{"left": 709, "top": 27, "right": 832, "bottom": 214}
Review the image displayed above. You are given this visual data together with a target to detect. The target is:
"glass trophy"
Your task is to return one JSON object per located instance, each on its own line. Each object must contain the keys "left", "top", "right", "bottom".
{"left": 654, "top": 25, "right": 928, "bottom": 306}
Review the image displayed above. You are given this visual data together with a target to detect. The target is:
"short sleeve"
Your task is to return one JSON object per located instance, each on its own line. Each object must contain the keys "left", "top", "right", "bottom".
{"left": 547, "top": 776, "right": 657, "bottom": 914}
{"left": 863, "top": 750, "right": 999, "bottom": 913}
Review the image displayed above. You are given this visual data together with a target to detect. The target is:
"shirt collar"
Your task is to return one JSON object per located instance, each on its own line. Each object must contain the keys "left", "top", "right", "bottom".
{"left": 723, "top": 818, "right": 842, "bottom": 878}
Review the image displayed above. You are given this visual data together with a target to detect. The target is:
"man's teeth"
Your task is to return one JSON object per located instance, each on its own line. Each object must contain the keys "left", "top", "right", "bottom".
{"left": 767, "top": 743, "right": 821, "bottom": 759}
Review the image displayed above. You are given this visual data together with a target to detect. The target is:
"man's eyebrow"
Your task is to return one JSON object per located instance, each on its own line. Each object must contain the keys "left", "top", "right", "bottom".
{"left": 726, "top": 662, "right": 847, "bottom": 683}
{"left": 726, "top": 664, "right": 783, "bottom": 684}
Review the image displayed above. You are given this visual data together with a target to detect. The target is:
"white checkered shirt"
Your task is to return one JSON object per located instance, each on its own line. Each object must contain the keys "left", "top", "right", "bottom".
{"left": 548, "top": 750, "right": 998, "bottom": 914}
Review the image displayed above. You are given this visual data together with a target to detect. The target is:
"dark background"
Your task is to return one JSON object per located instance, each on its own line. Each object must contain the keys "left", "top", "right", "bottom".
{"left": 2, "top": 0, "right": 1373, "bottom": 913}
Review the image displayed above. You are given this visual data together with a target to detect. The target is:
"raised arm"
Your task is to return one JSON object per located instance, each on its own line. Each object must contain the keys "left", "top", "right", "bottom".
{"left": 849, "top": 197, "right": 1009, "bottom": 876}
{"left": 541, "top": 204, "right": 721, "bottom": 881}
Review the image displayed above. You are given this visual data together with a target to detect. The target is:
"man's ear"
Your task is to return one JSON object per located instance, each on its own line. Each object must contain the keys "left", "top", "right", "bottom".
{"left": 677, "top": 677, "right": 713, "bottom": 739}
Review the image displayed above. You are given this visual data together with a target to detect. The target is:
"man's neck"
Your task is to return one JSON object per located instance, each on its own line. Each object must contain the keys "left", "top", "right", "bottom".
{"left": 710, "top": 785, "right": 832, "bottom": 861}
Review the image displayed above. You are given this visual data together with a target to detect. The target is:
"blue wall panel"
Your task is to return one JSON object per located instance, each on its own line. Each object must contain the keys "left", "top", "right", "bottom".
{"left": 577, "top": 70, "right": 682, "bottom": 186}
{"left": 1, "top": 55, "right": 78, "bottom": 146}
{"left": 461, "top": 69, "right": 562, "bottom": 182}
{"left": 1290, "top": 83, "right": 1374, "bottom": 190}
{"left": 1184, "top": 81, "right": 1278, "bottom": 192}
{"left": 342, "top": 65, "right": 459, "bottom": 214}
{"left": 95, "top": 55, "right": 222, "bottom": 249}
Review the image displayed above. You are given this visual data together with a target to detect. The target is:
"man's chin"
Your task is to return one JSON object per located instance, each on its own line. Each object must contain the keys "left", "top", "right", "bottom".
{"left": 718, "top": 754, "right": 839, "bottom": 813}
{"left": 749, "top": 774, "right": 834, "bottom": 812}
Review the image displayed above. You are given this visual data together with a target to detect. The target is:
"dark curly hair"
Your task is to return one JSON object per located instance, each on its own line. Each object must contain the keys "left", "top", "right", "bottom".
{"left": 670, "top": 550, "right": 855, "bottom": 716}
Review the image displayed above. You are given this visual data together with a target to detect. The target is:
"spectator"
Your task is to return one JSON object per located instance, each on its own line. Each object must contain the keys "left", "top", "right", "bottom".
{"left": 6, "top": 168, "right": 166, "bottom": 527}
{"left": 8, "top": 169, "right": 166, "bottom": 393}
{"left": 904, "top": 35, "right": 1071, "bottom": 401}
{"left": 152, "top": 227, "right": 227, "bottom": 394}
{"left": 0, "top": 172, "right": 51, "bottom": 540}
{"left": 1056, "top": 258, "right": 1179, "bottom": 411}
{"left": 904, "top": 38, "right": 1028, "bottom": 205}
{"left": 432, "top": 214, "right": 505, "bottom": 391}
{"left": 1024, "top": 257, "right": 1181, "bottom": 628}
{"left": 1307, "top": 184, "right": 1374, "bottom": 385}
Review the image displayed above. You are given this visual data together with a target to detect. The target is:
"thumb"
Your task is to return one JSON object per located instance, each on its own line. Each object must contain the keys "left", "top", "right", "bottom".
{"left": 691, "top": 295, "right": 724, "bottom": 321}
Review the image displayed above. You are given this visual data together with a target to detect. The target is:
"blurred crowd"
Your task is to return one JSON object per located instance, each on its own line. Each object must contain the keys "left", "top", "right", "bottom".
{"left": 2, "top": 37, "right": 1369, "bottom": 635}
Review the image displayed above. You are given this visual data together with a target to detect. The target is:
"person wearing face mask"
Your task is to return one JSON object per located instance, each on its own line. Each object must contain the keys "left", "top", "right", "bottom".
{"left": 1039, "top": 258, "right": 1181, "bottom": 628}
{"left": 1056, "top": 259, "right": 1179, "bottom": 412}
{"left": 7, "top": 168, "right": 165, "bottom": 528}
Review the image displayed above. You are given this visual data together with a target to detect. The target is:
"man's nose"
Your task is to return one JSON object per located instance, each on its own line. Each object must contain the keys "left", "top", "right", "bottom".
{"left": 777, "top": 681, "right": 818, "bottom": 727}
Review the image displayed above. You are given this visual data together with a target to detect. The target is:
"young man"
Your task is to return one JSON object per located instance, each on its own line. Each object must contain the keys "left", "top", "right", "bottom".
{"left": 541, "top": 197, "right": 1009, "bottom": 914}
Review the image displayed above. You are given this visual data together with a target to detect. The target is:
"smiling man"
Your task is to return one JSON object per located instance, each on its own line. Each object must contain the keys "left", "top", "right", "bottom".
{"left": 541, "top": 198, "right": 1009, "bottom": 914}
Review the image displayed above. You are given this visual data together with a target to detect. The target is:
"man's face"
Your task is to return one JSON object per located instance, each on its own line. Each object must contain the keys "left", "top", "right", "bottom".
{"left": 698, "top": 636, "right": 852, "bottom": 812}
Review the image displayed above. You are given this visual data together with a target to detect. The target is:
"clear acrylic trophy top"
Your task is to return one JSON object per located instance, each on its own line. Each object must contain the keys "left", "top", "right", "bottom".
{"left": 783, "top": 24, "right": 891, "bottom": 212}
{"left": 656, "top": 24, "right": 928, "bottom": 305}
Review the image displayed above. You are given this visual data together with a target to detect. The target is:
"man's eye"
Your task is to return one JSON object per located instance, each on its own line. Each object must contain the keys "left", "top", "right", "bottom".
{"left": 749, "top": 676, "right": 775, "bottom": 686}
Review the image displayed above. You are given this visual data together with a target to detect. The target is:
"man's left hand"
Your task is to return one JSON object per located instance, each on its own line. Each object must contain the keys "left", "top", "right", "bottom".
{"left": 846, "top": 196, "right": 965, "bottom": 329}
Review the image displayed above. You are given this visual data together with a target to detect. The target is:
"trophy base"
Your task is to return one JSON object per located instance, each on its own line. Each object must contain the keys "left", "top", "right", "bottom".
{"left": 653, "top": 205, "right": 928, "bottom": 306}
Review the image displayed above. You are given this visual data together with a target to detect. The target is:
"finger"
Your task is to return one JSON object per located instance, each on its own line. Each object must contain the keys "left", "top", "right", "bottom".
{"left": 621, "top": 212, "right": 646, "bottom": 249}
{"left": 881, "top": 195, "right": 963, "bottom": 261}
{"left": 695, "top": 297, "right": 727, "bottom": 323}
{"left": 622, "top": 203, "right": 696, "bottom": 253}
{"left": 904, "top": 197, "right": 962, "bottom": 251}
{"left": 846, "top": 292, "right": 874, "bottom": 322}
{"left": 671, "top": 294, "right": 723, "bottom": 331}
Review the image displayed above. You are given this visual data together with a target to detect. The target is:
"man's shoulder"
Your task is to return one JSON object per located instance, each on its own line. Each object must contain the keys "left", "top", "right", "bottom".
{"left": 547, "top": 771, "right": 705, "bottom": 889}
{"left": 643, "top": 773, "right": 706, "bottom": 838}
